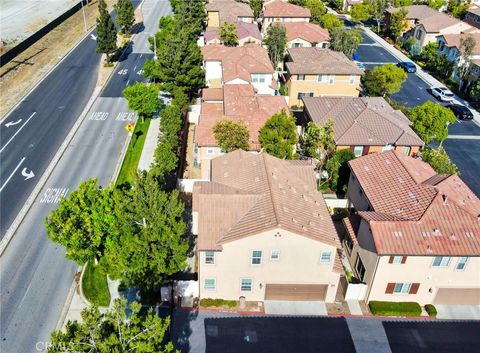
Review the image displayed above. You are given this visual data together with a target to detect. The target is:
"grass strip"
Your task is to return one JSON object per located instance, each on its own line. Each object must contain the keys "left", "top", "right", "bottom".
{"left": 82, "top": 261, "right": 111, "bottom": 307}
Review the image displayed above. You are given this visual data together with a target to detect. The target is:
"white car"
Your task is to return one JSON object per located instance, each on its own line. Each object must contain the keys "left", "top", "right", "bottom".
{"left": 431, "top": 87, "right": 455, "bottom": 102}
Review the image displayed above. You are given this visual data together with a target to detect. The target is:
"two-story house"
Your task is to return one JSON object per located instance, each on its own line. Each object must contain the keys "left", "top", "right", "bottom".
{"left": 206, "top": 0, "right": 254, "bottom": 27}
{"left": 465, "top": 7, "right": 480, "bottom": 29}
{"left": 194, "top": 84, "right": 288, "bottom": 178}
{"left": 437, "top": 33, "right": 480, "bottom": 86}
{"left": 285, "top": 48, "right": 363, "bottom": 107}
{"left": 201, "top": 44, "right": 278, "bottom": 94}
{"left": 343, "top": 151, "right": 480, "bottom": 305}
{"left": 277, "top": 22, "right": 330, "bottom": 49}
{"left": 262, "top": 0, "right": 310, "bottom": 34}
{"left": 204, "top": 22, "right": 262, "bottom": 46}
{"left": 301, "top": 97, "right": 424, "bottom": 157}
{"left": 193, "top": 150, "right": 343, "bottom": 304}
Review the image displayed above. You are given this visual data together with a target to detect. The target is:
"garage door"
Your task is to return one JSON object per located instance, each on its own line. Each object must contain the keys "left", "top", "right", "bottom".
{"left": 434, "top": 288, "right": 480, "bottom": 305}
{"left": 265, "top": 284, "right": 327, "bottom": 301}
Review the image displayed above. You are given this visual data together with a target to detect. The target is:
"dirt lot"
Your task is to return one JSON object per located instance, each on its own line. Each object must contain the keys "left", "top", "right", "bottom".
{"left": 0, "top": 0, "right": 116, "bottom": 118}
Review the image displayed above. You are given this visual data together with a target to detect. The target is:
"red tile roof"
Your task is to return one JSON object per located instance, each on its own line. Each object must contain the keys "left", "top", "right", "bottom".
{"left": 204, "top": 22, "right": 262, "bottom": 44}
{"left": 349, "top": 151, "right": 480, "bottom": 256}
{"left": 206, "top": 0, "right": 254, "bottom": 23}
{"left": 263, "top": 0, "right": 311, "bottom": 18}
{"left": 276, "top": 22, "right": 330, "bottom": 43}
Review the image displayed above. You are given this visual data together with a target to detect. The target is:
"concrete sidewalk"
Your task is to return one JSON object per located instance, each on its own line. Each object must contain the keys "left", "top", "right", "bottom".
{"left": 137, "top": 116, "right": 160, "bottom": 171}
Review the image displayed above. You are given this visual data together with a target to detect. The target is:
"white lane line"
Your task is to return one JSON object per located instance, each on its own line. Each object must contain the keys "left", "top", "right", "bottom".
{"left": 447, "top": 135, "right": 480, "bottom": 140}
{"left": 0, "top": 157, "right": 26, "bottom": 192}
{"left": 0, "top": 112, "right": 36, "bottom": 153}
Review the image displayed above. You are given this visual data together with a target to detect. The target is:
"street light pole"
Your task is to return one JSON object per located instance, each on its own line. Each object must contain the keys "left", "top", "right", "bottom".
{"left": 439, "top": 120, "right": 451, "bottom": 148}
{"left": 81, "top": 0, "right": 87, "bottom": 33}
{"left": 153, "top": 35, "right": 157, "bottom": 60}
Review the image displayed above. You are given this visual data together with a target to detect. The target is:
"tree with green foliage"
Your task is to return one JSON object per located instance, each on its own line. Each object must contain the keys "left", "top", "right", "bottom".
{"left": 318, "top": 13, "right": 344, "bottom": 32}
{"left": 393, "top": 0, "right": 412, "bottom": 7}
{"left": 173, "top": 0, "right": 207, "bottom": 36}
{"left": 389, "top": 8, "right": 408, "bottom": 42}
{"left": 402, "top": 36, "right": 421, "bottom": 57}
{"left": 114, "top": 0, "right": 135, "bottom": 34}
{"left": 325, "top": 149, "right": 356, "bottom": 192}
{"left": 219, "top": 21, "right": 238, "bottom": 47}
{"left": 420, "top": 146, "right": 459, "bottom": 175}
{"left": 289, "top": 0, "right": 307, "bottom": 5}
{"left": 468, "top": 79, "right": 480, "bottom": 102}
{"left": 409, "top": 101, "right": 456, "bottom": 144}
{"left": 447, "top": 0, "right": 469, "bottom": 19}
{"left": 48, "top": 298, "right": 177, "bottom": 353}
{"left": 351, "top": 3, "right": 370, "bottom": 22}
{"left": 159, "top": 15, "right": 174, "bottom": 30}
{"left": 305, "top": 0, "right": 327, "bottom": 24}
{"left": 249, "top": 0, "right": 263, "bottom": 18}
{"left": 96, "top": 0, "right": 117, "bottom": 62}
{"left": 264, "top": 24, "right": 287, "bottom": 69}
{"left": 458, "top": 36, "right": 476, "bottom": 88}
{"left": 45, "top": 179, "right": 121, "bottom": 264}
{"left": 330, "top": 28, "right": 362, "bottom": 58}
{"left": 364, "top": 0, "right": 388, "bottom": 32}
{"left": 259, "top": 109, "right": 298, "bottom": 160}
{"left": 213, "top": 120, "right": 250, "bottom": 152}
{"left": 103, "top": 173, "right": 188, "bottom": 291}
{"left": 362, "top": 64, "right": 407, "bottom": 97}
{"left": 123, "top": 82, "right": 161, "bottom": 122}
{"left": 427, "top": 0, "right": 445, "bottom": 11}
{"left": 301, "top": 120, "right": 336, "bottom": 165}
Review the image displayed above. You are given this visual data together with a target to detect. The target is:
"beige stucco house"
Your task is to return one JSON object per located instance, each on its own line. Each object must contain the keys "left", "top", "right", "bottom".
{"left": 277, "top": 22, "right": 330, "bottom": 49}
{"left": 201, "top": 44, "right": 278, "bottom": 95}
{"left": 194, "top": 85, "right": 288, "bottom": 178}
{"left": 302, "top": 97, "right": 424, "bottom": 157}
{"left": 343, "top": 151, "right": 480, "bottom": 305}
{"left": 206, "top": 0, "right": 254, "bottom": 27}
{"left": 204, "top": 22, "right": 262, "bottom": 46}
{"left": 193, "top": 150, "right": 343, "bottom": 302}
{"left": 285, "top": 48, "right": 363, "bottom": 107}
{"left": 262, "top": 0, "right": 310, "bottom": 34}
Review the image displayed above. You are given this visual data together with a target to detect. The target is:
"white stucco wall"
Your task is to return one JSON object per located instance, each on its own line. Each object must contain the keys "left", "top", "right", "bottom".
{"left": 204, "top": 61, "right": 223, "bottom": 86}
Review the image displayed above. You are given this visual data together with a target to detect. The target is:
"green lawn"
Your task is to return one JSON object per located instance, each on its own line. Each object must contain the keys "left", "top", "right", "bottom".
{"left": 116, "top": 117, "right": 151, "bottom": 187}
{"left": 82, "top": 261, "right": 111, "bottom": 307}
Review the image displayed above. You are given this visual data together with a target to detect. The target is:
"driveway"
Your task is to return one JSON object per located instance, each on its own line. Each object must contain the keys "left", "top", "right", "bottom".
{"left": 435, "top": 305, "right": 480, "bottom": 320}
{"left": 264, "top": 300, "right": 327, "bottom": 315}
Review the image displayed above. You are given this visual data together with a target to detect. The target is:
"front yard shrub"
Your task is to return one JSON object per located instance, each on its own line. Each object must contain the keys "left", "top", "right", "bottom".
{"left": 369, "top": 301, "right": 422, "bottom": 316}
{"left": 200, "top": 298, "right": 237, "bottom": 308}
{"left": 425, "top": 304, "right": 437, "bottom": 317}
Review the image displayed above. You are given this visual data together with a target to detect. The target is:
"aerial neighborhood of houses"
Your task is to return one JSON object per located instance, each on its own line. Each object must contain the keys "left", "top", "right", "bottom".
{"left": 180, "top": 0, "right": 480, "bottom": 317}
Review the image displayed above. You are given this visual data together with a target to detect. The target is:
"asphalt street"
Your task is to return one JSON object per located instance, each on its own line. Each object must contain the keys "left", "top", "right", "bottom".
{"left": 355, "top": 31, "right": 480, "bottom": 196}
{"left": 0, "top": 1, "right": 171, "bottom": 352}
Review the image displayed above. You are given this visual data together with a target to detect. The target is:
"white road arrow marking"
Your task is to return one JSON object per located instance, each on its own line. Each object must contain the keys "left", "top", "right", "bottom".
{"left": 0, "top": 157, "right": 25, "bottom": 192}
{"left": 0, "top": 112, "right": 36, "bottom": 153}
{"left": 91, "top": 34, "right": 97, "bottom": 41}
{"left": 21, "top": 168, "right": 35, "bottom": 180}
{"left": 5, "top": 119, "right": 22, "bottom": 127}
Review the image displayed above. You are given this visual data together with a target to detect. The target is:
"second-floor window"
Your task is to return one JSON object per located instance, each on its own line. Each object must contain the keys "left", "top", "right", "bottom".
{"left": 432, "top": 256, "right": 451, "bottom": 267}
{"left": 320, "top": 251, "right": 332, "bottom": 263}
{"left": 353, "top": 146, "right": 363, "bottom": 157}
{"left": 251, "top": 74, "right": 266, "bottom": 83}
{"left": 205, "top": 251, "right": 215, "bottom": 264}
{"left": 297, "top": 92, "right": 314, "bottom": 100}
{"left": 206, "top": 147, "right": 215, "bottom": 155}
{"left": 252, "top": 250, "right": 262, "bottom": 265}
{"left": 328, "top": 75, "right": 335, "bottom": 84}
{"left": 456, "top": 257, "right": 468, "bottom": 270}
{"left": 271, "top": 250, "right": 280, "bottom": 261}
{"left": 349, "top": 75, "right": 356, "bottom": 85}
{"left": 355, "top": 256, "right": 366, "bottom": 282}
{"left": 317, "top": 75, "right": 326, "bottom": 83}
{"left": 293, "top": 42, "right": 303, "bottom": 48}
{"left": 297, "top": 74, "right": 305, "bottom": 80}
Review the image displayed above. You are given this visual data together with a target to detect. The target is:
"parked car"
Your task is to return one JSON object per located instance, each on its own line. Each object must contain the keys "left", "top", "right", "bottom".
{"left": 397, "top": 61, "right": 417, "bottom": 73}
{"left": 430, "top": 87, "right": 455, "bottom": 102}
{"left": 355, "top": 61, "right": 365, "bottom": 71}
{"left": 446, "top": 103, "right": 474, "bottom": 120}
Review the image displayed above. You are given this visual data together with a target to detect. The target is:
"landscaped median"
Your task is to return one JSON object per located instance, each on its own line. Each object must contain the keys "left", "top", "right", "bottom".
{"left": 369, "top": 301, "right": 422, "bottom": 317}
{"left": 81, "top": 261, "right": 111, "bottom": 307}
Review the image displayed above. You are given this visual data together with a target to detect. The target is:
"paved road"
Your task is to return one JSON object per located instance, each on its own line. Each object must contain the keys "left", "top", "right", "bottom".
{"left": 355, "top": 30, "right": 480, "bottom": 196}
{"left": 0, "top": 1, "right": 171, "bottom": 352}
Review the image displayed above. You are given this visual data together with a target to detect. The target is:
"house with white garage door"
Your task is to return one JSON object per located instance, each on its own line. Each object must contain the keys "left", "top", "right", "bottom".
{"left": 192, "top": 150, "right": 343, "bottom": 304}
{"left": 343, "top": 150, "right": 480, "bottom": 306}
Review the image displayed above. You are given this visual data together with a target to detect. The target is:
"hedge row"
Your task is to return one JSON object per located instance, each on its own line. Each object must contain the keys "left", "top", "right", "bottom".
{"left": 200, "top": 298, "right": 237, "bottom": 308}
{"left": 369, "top": 301, "right": 422, "bottom": 316}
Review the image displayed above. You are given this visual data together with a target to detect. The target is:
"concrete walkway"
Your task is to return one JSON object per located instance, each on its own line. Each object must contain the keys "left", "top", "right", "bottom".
{"left": 346, "top": 300, "right": 363, "bottom": 315}
{"left": 264, "top": 301, "right": 327, "bottom": 315}
{"left": 436, "top": 305, "right": 480, "bottom": 320}
{"left": 137, "top": 116, "right": 160, "bottom": 171}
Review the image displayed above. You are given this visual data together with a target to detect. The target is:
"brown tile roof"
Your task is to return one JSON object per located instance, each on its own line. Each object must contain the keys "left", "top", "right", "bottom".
{"left": 205, "top": 22, "right": 262, "bottom": 43}
{"left": 193, "top": 150, "right": 341, "bottom": 256}
{"left": 349, "top": 151, "right": 480, "bottom": 256}
{"left": 386, "top": 5, "right": 439, "bottom": 20}
{"left": 440, "top": 33, "right": 480, "bottom": 55}
{"left": 202, "top": 44, "right": 275, "bottom": 83}
{"left": 263, "top": 0, "right": 311, "bottom": 18}
{"left": 276, "top": 22, "right": 330, "bottom": 43}
{"left": 302, "top": 97, "right": 424, "bottom": 147}
{"left": 286, "top": 48, "right": 363, "bottom": 75}
{"left": 202, "top": 88, "right": 224, "bottom": 101}
{"left": 194, "top": 84, "right": 288, "bottom": 148}
{"left": 419, "top": 12, "right": 462, "bottom": 32}
{"left": 206, "top": 0, "right": 254, "bottom": 23}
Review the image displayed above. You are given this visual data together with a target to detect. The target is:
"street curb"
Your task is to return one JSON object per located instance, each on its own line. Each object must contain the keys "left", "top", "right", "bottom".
{"left": 0, "top": 26, "right": 97, "bottom": 123}
{"left": 111, "top": 119, "right": 137, "bottom": 183}
{"left": 55, "top": 266, "right": 82, "bottom": 331}
{"left": 0, "top": 85, "right": 102, "bottom": 256}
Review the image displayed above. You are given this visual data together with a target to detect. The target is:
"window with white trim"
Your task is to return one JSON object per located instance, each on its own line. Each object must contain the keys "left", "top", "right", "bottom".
{"left": 317, "top": 75, "right": 326, "bottom": 83}
{"left": 297, "top": 74, "right": 306, "bottom": 81}
{"left": 353, "top": 145, "right": 363, "bottom": 157}
{"left": 328, "top": 75, "right": 335, "bottom": 84}
{"left": 392, "top": 256, "right": 403, "bottom": 264}
{"left": 320, "top": 251, "right": 332, "bottom": 263}
{"left": 355, "top": 256, "right": 366, "bottom": 281}
{"left": 205, "top": 251, "right": 215, "bottom": 264}
{"left": 432, "top": 256, "right": 451, "bottom": 267}
{"left": 297, "top": 92, "right": 314, "bottom": 100}
{"left": 271, "top": 250, "right": 280, "bottom": 261}
{"left": 455, "top": 257, "right": 468, "bottom": 270}
{"left": 393, "top": 283, "right": 411, "bottom": 294}
{"left": 204, "top": 278, "right": 216, "bottom": 291}
{"left": 251, "top": 250, "right": 262, "bottom": 265}
{"left": 240, "top": 278, "right": 253, "bottom": 291}
{"left": 349, "top": 75, "right": 356, "bottom": 85}
{"left": 251, "top": 73, "right": 266, "bottom": 83}
{"left": 293, "top": 42, "right": 302, "bottom": 48}
{"left": 206, "top": 147, "right": 214, "bottom": 155}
